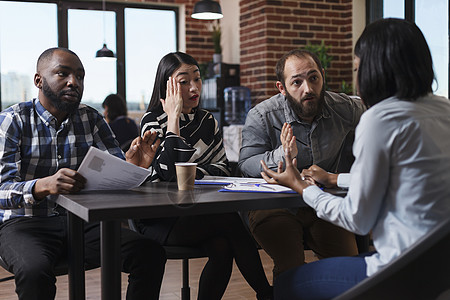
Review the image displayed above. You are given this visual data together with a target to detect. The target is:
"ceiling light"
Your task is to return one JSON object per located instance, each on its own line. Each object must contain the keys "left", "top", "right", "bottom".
{"left": 191, "top": 0, "right": 223, "bottom": 20}
{"left": 95, "top": 0, "right": 116, "bottom": 59}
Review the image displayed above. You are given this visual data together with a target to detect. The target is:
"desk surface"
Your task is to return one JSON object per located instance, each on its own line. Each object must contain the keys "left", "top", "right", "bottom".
{"left": 55, "top": 181, "right": 304, "bottom": 222}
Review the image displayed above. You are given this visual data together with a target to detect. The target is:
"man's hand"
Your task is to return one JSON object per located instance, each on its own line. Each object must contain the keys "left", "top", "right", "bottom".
{"left": 301, "top": 165, "right": 338, "bottom": 188}
{"left": 280, "top": 123, "right": 298, "bottom": 158}
{"left": 260, "top": 148, "right": 312, "bottom": 195}
{"left": 126, "top": 130, "right": 161, "bottom": 168}
{"left": 34, "top": 168, "right": 86, "bottom": 199}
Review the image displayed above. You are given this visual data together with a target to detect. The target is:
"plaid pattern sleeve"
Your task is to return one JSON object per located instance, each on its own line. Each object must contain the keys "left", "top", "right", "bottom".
{"left": 0, "top": 98, "right": 123, "bottom": 223}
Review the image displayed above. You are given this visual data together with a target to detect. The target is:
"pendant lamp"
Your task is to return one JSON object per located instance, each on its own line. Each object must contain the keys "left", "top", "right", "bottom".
{"left": 191, "top": 0, "right": 223, "bottom": 20}
{"left": 96, "top": 43, "right": 115, "bottom": 58}
{"left": 95, "top": 0, "right": 116, "bottom": 59}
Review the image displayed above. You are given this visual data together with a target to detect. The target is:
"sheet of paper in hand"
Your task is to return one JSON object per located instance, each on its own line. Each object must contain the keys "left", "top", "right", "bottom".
{"left": 77, "top": 147, "right": 151, "bottom": 191}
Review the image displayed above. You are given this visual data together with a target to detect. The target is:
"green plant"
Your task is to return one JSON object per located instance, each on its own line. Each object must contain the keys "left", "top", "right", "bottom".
{"left": 339, "top": 80, "right": 354, "bottom": 95}
{"left": 199, "top": 62, "right": 209, "bottom": 80}
{"left": 304, "top": 40, "right": 333, "bottom": 70}
{"left": 211, "top": 21, "right": 222, "bottom": 54}
{"left": 304, "top": 40, "right": 333, "bottom": 90}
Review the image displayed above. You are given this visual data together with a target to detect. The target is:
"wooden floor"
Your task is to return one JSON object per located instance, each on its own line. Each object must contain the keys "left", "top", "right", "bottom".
{"left": 0, "top": 250, "right": 318, "bottom": 300}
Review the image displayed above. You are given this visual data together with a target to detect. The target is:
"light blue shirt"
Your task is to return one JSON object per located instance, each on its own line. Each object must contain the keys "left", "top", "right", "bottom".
{"left": 303, "top": 94, "right": 450, "bottom": 276}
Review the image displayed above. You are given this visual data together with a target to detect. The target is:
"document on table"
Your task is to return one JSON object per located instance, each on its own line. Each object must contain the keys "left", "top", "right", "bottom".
{"left": 195, "top": 176, "right": 296, "bottom": 193}
{"left": 220, "top": 182, "right": 296, "bottom": 193}
{"left": 77, "top": 147, "right": 151, "bottom": 191}
{"left": 195, "top": 176, "right": 266, "bottom": 185}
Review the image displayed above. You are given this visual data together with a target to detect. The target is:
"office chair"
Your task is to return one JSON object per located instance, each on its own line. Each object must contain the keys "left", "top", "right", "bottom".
{"left": 128, "top": 219, "right": 207, "bottom": 300}
{"left": 333, "top": 217, "right": 450, "bottom": 300}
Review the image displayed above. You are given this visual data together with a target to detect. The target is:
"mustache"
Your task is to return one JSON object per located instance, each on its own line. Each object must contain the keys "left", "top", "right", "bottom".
{"left": 59, "top": 89, "right": 81, "bottom": 100}
{"left": 301, "top": 93, "right": 317, "bottom": 101}
{"left": 61, "top": 89, "right": 80, "bottom": 96}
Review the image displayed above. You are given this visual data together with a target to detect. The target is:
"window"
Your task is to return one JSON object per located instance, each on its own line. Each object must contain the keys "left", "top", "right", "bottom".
{"left": 0, "top": 0, "right": 178, "bottom": 113}
{"left": 125, "top": 8, "right": 177, "bottom": 111}
{"left": 415, "top": 0, "right": 448, "bottom": 97}
{"left": 0, "top": 1, "right": 57, "bottom": 109}
{"left": 383, "top": 0, "right": 404, "bottom": 18}
{"left": 366, "top": 0, "right": 449, "bottom": 98}
{"left": 68, "top": 9, "right": 117, "bottom": 108}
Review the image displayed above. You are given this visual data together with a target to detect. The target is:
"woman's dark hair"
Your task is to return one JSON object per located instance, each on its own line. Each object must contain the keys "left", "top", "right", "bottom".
{"left": 147, "top": 52, "right": 200, "bottom": 112}
{"left": 275, "top": 49, "right": 324, "bottom": 87}
{"left": 355, "top": 18, "right": 434, "bottom": 107}
{"left": 102, "top": 93, "right": 127, "bottom": 122}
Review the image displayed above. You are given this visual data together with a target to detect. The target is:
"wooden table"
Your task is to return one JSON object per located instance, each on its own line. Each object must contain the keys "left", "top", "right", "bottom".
{"left": 55, "top": 181, "right": 305, "bottom": 300}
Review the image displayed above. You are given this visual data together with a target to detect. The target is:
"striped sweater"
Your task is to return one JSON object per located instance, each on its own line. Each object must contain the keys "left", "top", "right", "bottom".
{"left": 141, "top": 105, "right": 231, "bottom": 182}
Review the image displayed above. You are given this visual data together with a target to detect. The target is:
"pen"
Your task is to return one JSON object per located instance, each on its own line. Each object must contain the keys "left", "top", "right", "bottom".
{"left": 272, "top": 125, "right": 310, "bottom": 147}
{"left": 240, "top": 183, "right": 277, "bottom": 191}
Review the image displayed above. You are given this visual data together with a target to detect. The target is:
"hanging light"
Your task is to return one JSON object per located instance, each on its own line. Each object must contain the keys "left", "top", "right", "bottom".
{"left": 95, "top": 0, "right": 116, "bottom": 59}
{"left": 96, "top": 43, "right": 115, "bottom": 58}
{"left": 191, "top": 0, "right": 223, "bottom": 20}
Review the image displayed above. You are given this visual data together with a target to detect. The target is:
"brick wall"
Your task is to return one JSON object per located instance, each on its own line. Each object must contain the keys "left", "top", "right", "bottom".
{"left": 145, "top": 0, "right": 354, "bottom": 106}
{"left": 240, "top": 0, "right": 354, "bottom": 105}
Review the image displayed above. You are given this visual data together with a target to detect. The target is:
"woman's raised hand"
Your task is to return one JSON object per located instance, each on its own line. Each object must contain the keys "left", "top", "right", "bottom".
{"left": 161, "top": 76, "right": 183, "bottom": 119}
{"left": 160, "top": 76, "right": 183, "bottom": 135}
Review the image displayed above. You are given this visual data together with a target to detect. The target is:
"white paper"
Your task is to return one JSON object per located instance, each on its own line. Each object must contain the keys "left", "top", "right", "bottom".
{"left": 77, "top": 147, "right": 151, "bottom": 191}
{"left": 195, "top": 176, "right": 267, "bottom": 185}
{"left": 222, "top": 182, "right": 295, "bottom": 193}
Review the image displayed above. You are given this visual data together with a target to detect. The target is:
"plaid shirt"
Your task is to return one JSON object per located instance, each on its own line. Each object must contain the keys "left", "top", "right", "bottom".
{"left": 0, "top": 98, "right": 123, "bottom": 223}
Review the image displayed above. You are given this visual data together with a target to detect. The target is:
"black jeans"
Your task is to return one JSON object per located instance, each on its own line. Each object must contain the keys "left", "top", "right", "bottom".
{"left": 0, "top": 215, "right": 166, "bottom": 300}
{"left": 140, "top": 212, "right": 273, "bottom": 300}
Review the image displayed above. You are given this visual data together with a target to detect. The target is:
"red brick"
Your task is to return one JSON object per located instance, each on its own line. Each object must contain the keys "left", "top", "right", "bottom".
{"left": 309, "top": 10, "right": 324, "bottom": 17}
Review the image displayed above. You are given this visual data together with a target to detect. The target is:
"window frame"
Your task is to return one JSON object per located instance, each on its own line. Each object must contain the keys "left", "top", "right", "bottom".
{"left": 0, "top": 0, "right": 179, "bottom": 108}
{"left": 365, "top": 0, "right": 449, "bottom": 97}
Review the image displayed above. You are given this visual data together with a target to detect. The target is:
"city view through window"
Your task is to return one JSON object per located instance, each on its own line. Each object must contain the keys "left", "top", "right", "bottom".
{"left": 1, "top": 1, "right": 448, "bottom": 113}
{"left": 0, "top": 1, "right": 176, "bottom": 116}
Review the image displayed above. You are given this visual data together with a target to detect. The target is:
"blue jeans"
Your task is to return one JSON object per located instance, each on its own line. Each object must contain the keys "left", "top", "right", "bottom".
{"left": 274, "top": 253, "right": 372, "bottom": 300}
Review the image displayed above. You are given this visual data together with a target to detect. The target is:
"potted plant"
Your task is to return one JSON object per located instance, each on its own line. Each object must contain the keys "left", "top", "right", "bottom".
{"left": 304, "top": 40, "right": 333, "bottom": 90}
{"left": 211, "top": 20, "right": 222, "bottom": 63}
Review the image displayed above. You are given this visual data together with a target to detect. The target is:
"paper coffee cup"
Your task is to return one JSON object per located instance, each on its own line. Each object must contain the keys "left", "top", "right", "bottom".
{"left": 175, "top": 163, "right": 197, "bottom": 190}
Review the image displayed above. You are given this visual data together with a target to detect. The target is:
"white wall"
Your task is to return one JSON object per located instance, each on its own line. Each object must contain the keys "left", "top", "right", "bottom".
{"left": 220, "top": 0, "right": 240, "bottom": 64}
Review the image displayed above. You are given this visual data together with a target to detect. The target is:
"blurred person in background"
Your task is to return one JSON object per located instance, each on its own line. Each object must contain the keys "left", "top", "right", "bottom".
{"left": 102, "top": 93, "right": 139, "bottom": 151}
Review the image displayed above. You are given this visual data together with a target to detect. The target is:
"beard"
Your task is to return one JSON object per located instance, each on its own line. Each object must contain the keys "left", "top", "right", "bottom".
{"left": 42, "top": 79, "right": 81, "bottom": 113}
{"left": 285, "top": 87, "right": 325, "bottom": 121}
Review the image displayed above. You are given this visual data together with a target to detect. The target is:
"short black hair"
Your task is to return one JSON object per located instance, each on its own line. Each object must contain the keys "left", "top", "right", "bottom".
{"left": 275, "top": 49, "right": 324, "bottom": 86}
{"left": 354, "top": 18, "right": 434, "bottom": 107}
{"left": 36, "top": 47, "right": 79, "bottom": 71}
{"left": 102, "top": 94, "right": 127, "bottom": 122}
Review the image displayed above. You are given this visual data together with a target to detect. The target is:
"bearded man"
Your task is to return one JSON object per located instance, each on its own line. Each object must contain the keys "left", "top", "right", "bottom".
{"left": 0, "top": 47, "right": 166, "bottom": 300}
{"left": 238, "top": 49, "right": 365, "bottom": 280}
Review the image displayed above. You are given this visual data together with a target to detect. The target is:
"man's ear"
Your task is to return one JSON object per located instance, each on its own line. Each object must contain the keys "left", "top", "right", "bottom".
{"left": 34, "top": 73, "right": 42, "bottom": 89}
{"left": 276, "top": 81, "right": 286, "bottom": 96}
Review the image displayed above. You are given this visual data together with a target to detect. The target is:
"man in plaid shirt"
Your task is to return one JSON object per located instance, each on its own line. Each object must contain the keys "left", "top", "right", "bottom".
{"left": 0, "top": 47, "right": 165, "bottom": 300}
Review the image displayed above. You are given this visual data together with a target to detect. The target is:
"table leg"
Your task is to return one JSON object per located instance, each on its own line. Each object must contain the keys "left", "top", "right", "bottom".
{"left": 67, "top": 212, "right": 86, "bottom": 300}
{"left": 101, "top": 220, "right": 121, "bottom": 300}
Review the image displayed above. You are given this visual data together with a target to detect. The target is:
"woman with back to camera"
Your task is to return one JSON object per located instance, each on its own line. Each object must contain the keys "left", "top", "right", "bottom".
{"left": 260, "top": 18, "right": 450, "bottom": 300}
{"left": 102, "top": 93, "right": 139, "bottom": 151}
{"left": 136, "top": 51, "right": 273, "bottom": 300}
